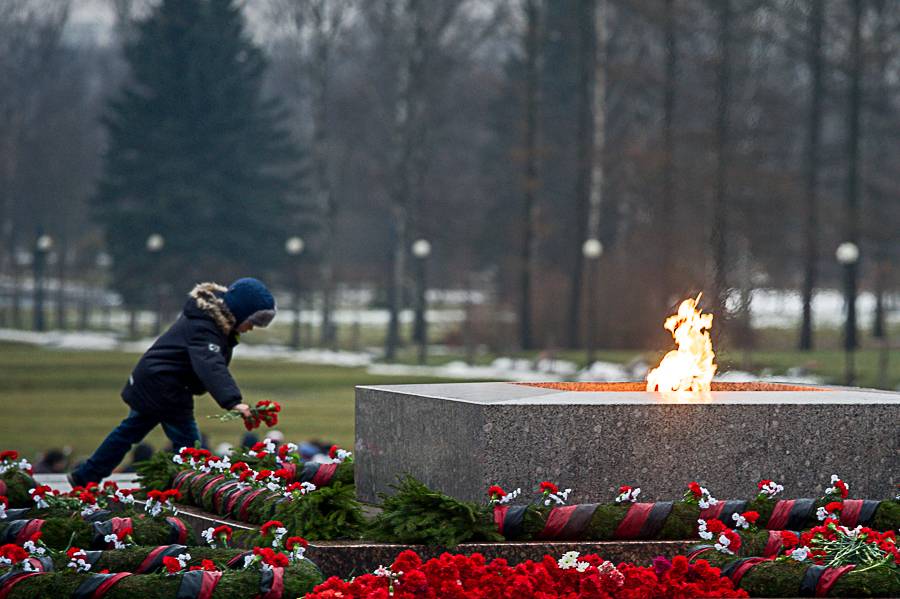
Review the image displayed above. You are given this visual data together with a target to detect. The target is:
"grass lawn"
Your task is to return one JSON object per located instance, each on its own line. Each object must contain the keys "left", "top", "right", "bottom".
{"left": 0, "top": 342, "right": 459, "bottom": 463}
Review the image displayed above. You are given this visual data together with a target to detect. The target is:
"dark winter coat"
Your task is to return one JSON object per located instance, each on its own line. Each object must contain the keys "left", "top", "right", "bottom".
{"left": 121, "top": 282, "right": 243, "bottom": 419}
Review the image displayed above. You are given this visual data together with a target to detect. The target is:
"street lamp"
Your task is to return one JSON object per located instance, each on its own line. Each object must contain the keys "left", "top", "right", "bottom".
{"left": 146, "top": 234, "right": 165, "bottom": 336}
{"left": 285, "top": 237, "right": 305, "bottom": 349}
{"left": 836, "top": 241, "right": 859, "bottom": 385}
{"left": 411, "top": 238, "right": 431, "bottom": 365}
{"left": 582, "top": 238, "right": 603, "bottom": 365}
{"left": 33, "top": 233, "right": 53, "bottom": 332}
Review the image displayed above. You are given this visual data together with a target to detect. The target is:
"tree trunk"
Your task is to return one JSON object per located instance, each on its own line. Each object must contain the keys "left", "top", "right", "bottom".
{"left": 842, "top": 0, "right": 863, "bottom": 355}
{"left": 799, "top": 0, "right": 824, "bottom": 351}
{"left": 519, "top": 0, "right": 542, "bottom": 351}
{"left": 709, "top": 0, "right": 732, "bottom": 337}
{"left": 659, "top": 0, "right": 677, "bottom": 314}
{"left": 566, "top": 0, "right": 595, "bottom": 349}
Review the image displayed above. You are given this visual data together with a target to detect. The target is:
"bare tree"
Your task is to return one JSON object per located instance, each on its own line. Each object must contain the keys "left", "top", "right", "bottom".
{"left": 518, "top": 0, "right": 543, "bottom": 351}
{"left": 798, "top": 0, "right": 824, "bottom": 351}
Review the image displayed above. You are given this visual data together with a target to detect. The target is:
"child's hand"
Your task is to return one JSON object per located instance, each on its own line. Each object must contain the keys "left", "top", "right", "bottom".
{"left": 234, "top": 403, "right": 252, "bottom": 418}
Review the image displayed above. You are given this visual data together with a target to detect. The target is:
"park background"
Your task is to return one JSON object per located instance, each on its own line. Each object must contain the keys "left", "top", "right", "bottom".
{"left": 0, "top": 0, "right": 897, "bottom": 463}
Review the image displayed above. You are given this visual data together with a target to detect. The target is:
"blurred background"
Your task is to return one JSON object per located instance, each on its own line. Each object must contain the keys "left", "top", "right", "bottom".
{"left": 0, "top": 0, "right": 897, "bottom": 460}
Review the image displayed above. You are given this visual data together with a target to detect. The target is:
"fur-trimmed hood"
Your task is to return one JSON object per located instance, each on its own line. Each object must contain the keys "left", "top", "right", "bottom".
{"left": 188, "top": 282, "right": 236, "bottom": 334}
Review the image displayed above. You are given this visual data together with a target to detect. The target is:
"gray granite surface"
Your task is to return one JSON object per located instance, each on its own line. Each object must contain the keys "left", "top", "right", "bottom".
{"left": 356, "top": 382, "right": 899, "bottom": 503}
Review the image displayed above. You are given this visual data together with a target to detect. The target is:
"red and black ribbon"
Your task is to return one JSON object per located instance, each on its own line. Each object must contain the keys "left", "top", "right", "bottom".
{"left": 311, "top": 463, "right": 338, "bottom": 488}
{"left": 177, "top": 570, "right": 222, "bottom": 599}
{"left": 613, "top": 503, "right": 655, "bottom": 539}
{"left": 135, "top": 544, "right": 189, "bottom": 574}
{"left": 700, "top": 500, "right": 747, "bottom": 526}
{"left": 200, "top": 475, "right": 226, "bottom": 501}
{"left": 225, "top": 487, "right": 253, "bottom": 517}
{"left": 299, "top": 463, "right": 320, "bottom": 484}
{"left": 800, "top": 564, "right": 827, "bottom": 596}
{"left": 82, "top": 550, "right": 105, "bottom": 569}
{"left": 815, "top": 565, "right": 855, "bottom": 597}
{"left": 3, "top": 509, "right": 29, "bottom": 521}
{"left": 493, "top": 505, "right": 528, "bottom": 539}
{"left": 639, "top": 501, "right": 673, "bottom": 538}
{"left": 91, "top": 517, "right": 133, "bottom": 549}
{"left": 723, "top": 557, "right": 767, "bottom": 586}
{"left": 281, "top": 463, "right": 297, "bottom": 483}
{"left": 24, "top": 556, "right": 54, "bottom": 573}
{"left": 686, "top": 545, "right": 715, "bottom": 561}
{"left": 226, "top": 551, "right": 253, "bottom": 569}
{"left": 538, "top": 504, "right": 599, "bottom": 540}
{"left": 173, "top": 470, "right": 199, "bottom": 492}
{"left": 0, "top": 570, "right": 45, "bottom": 599}
{"left": 72, "top": 572, "right": 132, "bottom": 599}
{"left": 83, "top": 510, "right": 113, "bottom": 523}
{"left": 767, "top": 499, "right": 815, "bottom": 530}
{"left": 840, "top": 500, "right": 880, "bottom": 528}
{"left": 212, "top": 481, "right": 241, "bottom": 514}
{"left": 258, "top": 566, "right": 285, "bottom": 599}
{"left": 238, "top": 489, "right": 267, "bottom": 521}
{"left": 2, "top": 518, "right": 44, "bottom": 544}
{"left": 166, "top": 517, "right": 189, "bottom": 544}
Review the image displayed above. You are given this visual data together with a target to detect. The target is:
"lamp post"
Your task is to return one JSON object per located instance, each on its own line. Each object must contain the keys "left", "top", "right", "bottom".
{"left": 836, "top": 241, "right": 859, "bottom": 385}
{"left": 32, "top": 232, "right": 53, "bottom": 332}
{"left": 146, "top": 234, "right": 165, "bottom": 336}
{"left": 411, "top": 238, "right": 431, "bottom": 365}
{"left": 582, "top": 238, "right": 603, "bottom": 366}
{"left": 285, "top": 236, "right": 305, "bottom": 349}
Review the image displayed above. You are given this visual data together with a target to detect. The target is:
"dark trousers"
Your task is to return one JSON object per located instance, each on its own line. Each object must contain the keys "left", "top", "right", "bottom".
{"left": 72, "top": 409, "right": 199, "bottom": 486}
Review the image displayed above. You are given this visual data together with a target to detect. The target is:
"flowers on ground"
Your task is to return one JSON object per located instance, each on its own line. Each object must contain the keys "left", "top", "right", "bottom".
{"left": 684, "top": 481, "right": 718, "bottom": 509}
{"left": 731, "top": 510, "right": 759, "bottom": 530}
{"left": 697, "top": 519, "right": 742, "bottom": 555}
{"left": 145, "top": 489, "right": 181, "bottom": 517}
{"left": 162, "top": 553, "right": 192, "bottom": 575}
{"left": 778, "top": 519, "right": 899, "bottom": 568}
{"left": 285, "top": 536, "right": 309, "bottom": 562}
{"left": 328, "top": 445, "right": 353, "bottom": 464}
{"left": 0, "top": 450, "right": 32, "bottom": 475}
{"left": 817, "top": 501, "right": 844, "bottom": 521}
{"left": 486, "top": 485, "right": 521, "bottom": 505}
{"left": 304, "top": 550, "right": 746, "bottom": 598}
{"left": 825, "top": 474, "right": 850, "bottom": 500}
{"left": 66, "top": 547, "right": 92, "bottom": 573}
{"left": 756, "top": 478, "right": 784, "bottom": 500}
{"left": 539, "top": 481, "right": 572, "bottom": 506}
{"left": 615, "top": 485, "right": 641, "bottom": 503}
{"left": 28, "top": 485, "right": 53, "bottom": 509}
{"left": 202, "top": 525, "right": 233, "bottom": 549}
{"left": 261, "top": 520, "right": 289, "bottom": 549}
{"left": 0, "top": 544, "right": 29, "bottom": 568}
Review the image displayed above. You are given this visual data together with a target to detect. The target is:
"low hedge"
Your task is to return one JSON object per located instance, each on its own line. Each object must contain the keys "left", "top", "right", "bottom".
{"left": 0, "top": 562, "right": 322, "bottom": 599}
{"left": 0, "top": 514, "right": 195, "bottom": 549}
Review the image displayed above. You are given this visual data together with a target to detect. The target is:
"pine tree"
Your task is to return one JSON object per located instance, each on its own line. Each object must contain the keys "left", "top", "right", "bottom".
{"left": 94, "top": 0, "right": 304, "bottom": 306}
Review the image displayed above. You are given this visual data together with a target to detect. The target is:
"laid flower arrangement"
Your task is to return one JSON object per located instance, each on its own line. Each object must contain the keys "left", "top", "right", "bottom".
{"left": 0, "top": 451, "right": 38, "bottom": 508}
{"left": 686, "top": 517, "right": 900, "bottom": 597}
{"left": 303, "top": 548, "right": 747, "bottom": 598}
{"left": 368, "top": 474, "right": 900, "bottom": 547}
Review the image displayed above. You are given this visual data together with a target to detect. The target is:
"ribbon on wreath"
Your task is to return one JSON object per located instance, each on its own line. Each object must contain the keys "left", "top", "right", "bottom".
{"left": 258, "top": 566, "right": 285, "bottom": 599}
{"left": 699, "top": 500, "right": 747, "bottom": 526}
{"left": 200, "top": 476, "right": 226, "bottom": 501}
{"left": 212, "top": 482, "right": 241, "bottom": 514}
{"left": 538, "top": 504, "right": 599, "bottom": 540}
{"left": 135, "top": 544, "right": 189, "bottom": 574}
{"left": 225, "top": 487, "right": 254, "bottom": 517}
{"left": 493, "top": 505, "right": 528, "bottom": 539}
{"left": 238, "top": 489, "right": 267, "bottom": 522}
{"left": 92, "top": 517, "right": 134, "bottom": 549}
{"left": 166, "top": 517, "right": 189, "bottom": 544}
{"left": 763, "top": 529, "right": 799, "bottom": 558}
{"left": 766, "top": 499, "right": 815, "bottom": 530}
{"left": 0, "top": 519, "right": 44, "bottom": 544}
{"left": 71, "top": 572, "right": 132, "bottom": 599}
{"left": 177, "top": 570, "right": 223, "bottom": 599}
{"left": 721, "top": 557, "right": 768, "bottom": 586}
{"left": 0, "top": 570, "right": 46, "bottom": 599}
{"left": 613, "top": 503, "right": 657, "bottom": 539}
{"left": 840, "top": 500, "right": 880, "bottom": 528}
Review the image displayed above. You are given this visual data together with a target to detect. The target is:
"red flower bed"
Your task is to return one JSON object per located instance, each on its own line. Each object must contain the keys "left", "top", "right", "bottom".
{"left": 304, "top": 550, "right": 747, "bottom": 598}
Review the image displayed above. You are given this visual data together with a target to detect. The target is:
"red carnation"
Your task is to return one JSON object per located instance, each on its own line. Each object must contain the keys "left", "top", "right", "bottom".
{"left": 742, "top": 511, "right": 760, "bottom": 524}
{"left": 825, "top": 501, "right": 844, "bottom": 513}
{"left": 539, "top": 481, "right": 558, "bottom": 494}
{"left": 757, "top": 479, "right": 772, "bottom": 489}
{"left": 1, "top": 544, "right": 28, "bottom": 563}
{"left": 328, "top": 445, "right": 339, "bottom": 459}
{"left": 781, "top": 530, "right": 799, "bottom": 549}
{"left": 231, "top": 461, "right": 249, "bottom": 473}
{"left": 688, "top": 481, "right": 702, "bottom": 497}
{"left": 487, "top": 485, "right": 506, "bottom": 498}
{"left": 147, "top": 490, "right": 163, "bottom": 501}
{"left": 278, "top": 445, "right": 291, "bottom": 460}
{"left": 618, "top": 485, "right": 632, "bottom": 494}
{"left": 162, "top": 555, "right": 183, "bottom": 574}
{"left": 66, "top": 547, "right": 84, "bottom": 559}
{"left": 706, "top": 519, "right": 727, "bottom": 534}
{"left": 251, "top": 442, "right": 266, "bottom": 453}
{"left": 834, "top": 480, "right": 849, "bottom": 499}
{"left": 256, "top": 469, "right": 273, "bottom": 481}
{"left": 213, "top": 525, "right": 233, "bottom": 540}
{"left": 261, "top": 520, "right": 284, "bottom": 537}
{"left": 0, "top": 496, "right": 8, "bottom": 508}
{"left": 190, "top": 559, "right": 217, "bottom": 572}
{"left": 0, "top": 450, "right": 18, "bottom": 461}
{"left": 163, "top": 489, "right": 182, "bottom": 501}
{"left": 273, "top": 468, "right": 291, "bottom": 480}
{"left": 285, "top": 536, "right": 308, "bottom": 551}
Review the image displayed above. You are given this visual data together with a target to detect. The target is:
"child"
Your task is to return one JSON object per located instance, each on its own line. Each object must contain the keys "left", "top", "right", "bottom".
{"left": 68, "top": 278, "right": 276, "bottom": 486}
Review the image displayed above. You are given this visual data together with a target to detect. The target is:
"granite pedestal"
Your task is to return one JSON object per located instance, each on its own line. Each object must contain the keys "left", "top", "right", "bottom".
{"left": 355, "top": 382, "right": 899, "bottom": 503}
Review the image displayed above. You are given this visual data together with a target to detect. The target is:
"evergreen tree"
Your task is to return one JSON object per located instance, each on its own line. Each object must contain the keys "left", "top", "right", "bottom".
{"left": 94, "top": 0, "right": 305, "bottom": 306}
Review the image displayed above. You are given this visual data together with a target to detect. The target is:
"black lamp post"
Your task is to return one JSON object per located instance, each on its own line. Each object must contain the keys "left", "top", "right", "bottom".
{"left": 32, "top": 232, "right": 53, "bottom": 332}
{"left": 285, "top": 236, "right": 305, "bottom": 349}
{"left": 836, "top": 241, "right": 859, "bottom": 385}
{"left": 582, "top": 238, "right": 603, "bottom": 365}
{"left": 411, "top": 238, "right": 431, "bottom": 365}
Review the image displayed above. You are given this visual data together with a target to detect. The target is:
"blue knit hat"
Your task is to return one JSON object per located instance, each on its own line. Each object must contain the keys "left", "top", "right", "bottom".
{"left": 223, "top": 278, "right": 276, "bottom": 328}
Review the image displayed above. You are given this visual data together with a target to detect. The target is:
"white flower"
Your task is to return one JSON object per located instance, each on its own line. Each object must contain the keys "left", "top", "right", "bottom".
{"left": 374, "top": 565, "right": 393, "bottom": 577}
{"left": 826, "top": 475, "right": 848, "bottom": 497}
{"left": 271, "top": 527, "right": 288, "bottom": 548}
{"left": 81, "top": 505, "right": 99, "bottom": 518}
{"left": 333, "top": 448, "right": 353, "bottom": 463}
{"left": 176, "top": 553, "right": 191, "bottom": 569}
{"left": 0, "top": 557, "right": 12, "bottom": 567}
{"left": 243, "top": 554, "right": 255, "bottom": 569}
{"left": 22, "top": 560, "right": 38, "bottom": 572}
{"left": 575, "top": 561, "right": 591, "bottom": 573}
{"left": 557, "top": 551, "right": 581, "bottom": 570}
{"left": 23, "top": 541, "right": 45, "bottom": 556}
{"left": 67, "top": 552, "right": 91, "bottom": 573}
{"left": 759, "top": 481, "right": 784, "bottom": 498}
{"left": 790, "top": 546, "right": 809, "bottom": 562}
{"left": 699, "top": 530, "right": 713, "bottom": 540}
{"left": 172, "top": 454, "right": 184, "bottom": 465}
{"left": 816, "top": 506, "right": 839, "bottom": 521}
{"left": 290, "top": 546, "right": 306, "bottom": 563}
{"left": 104, "top": 533, "right": 126, "bottom": 550}
{"left": 714, "top": 534, "right": 733, "bottom": 554}
{"left": 615, "top": 487, "right": 641, "bottom": 503}
{"left": 497, "top": 488, "right": 521, "bottom": 505}
{"left": 545, "top": 488, "right": 572, "bottom": 506}
{"left": 732, "top": 513, "right": 749, "bottom": 529}
{"left": 115, "top": 490, "right": 135, "bottom": 505}
{"left": 266, "top": 481, "right": 281, "bottom": 492}
{"left": 0, "top": 504, "right": 7, "bottom": 520}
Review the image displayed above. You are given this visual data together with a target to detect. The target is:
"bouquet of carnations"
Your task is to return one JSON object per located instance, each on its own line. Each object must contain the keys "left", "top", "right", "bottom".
{"left": 211, "top": 400, "right": 281, "bottom": 430}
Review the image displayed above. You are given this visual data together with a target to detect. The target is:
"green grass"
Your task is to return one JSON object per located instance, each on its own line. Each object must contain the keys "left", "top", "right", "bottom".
{"left": 0, "top": 343, "right": 458, "bottom": 463}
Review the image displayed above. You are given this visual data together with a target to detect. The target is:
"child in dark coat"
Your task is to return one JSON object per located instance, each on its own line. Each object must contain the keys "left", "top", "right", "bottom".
{"left": 69, "top": 278, "right": 276, "bottom": 486}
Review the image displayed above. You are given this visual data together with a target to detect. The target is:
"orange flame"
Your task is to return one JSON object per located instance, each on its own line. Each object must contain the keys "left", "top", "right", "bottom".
{"left": 646, "top": 294, "right": 717, "bottom": 393}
